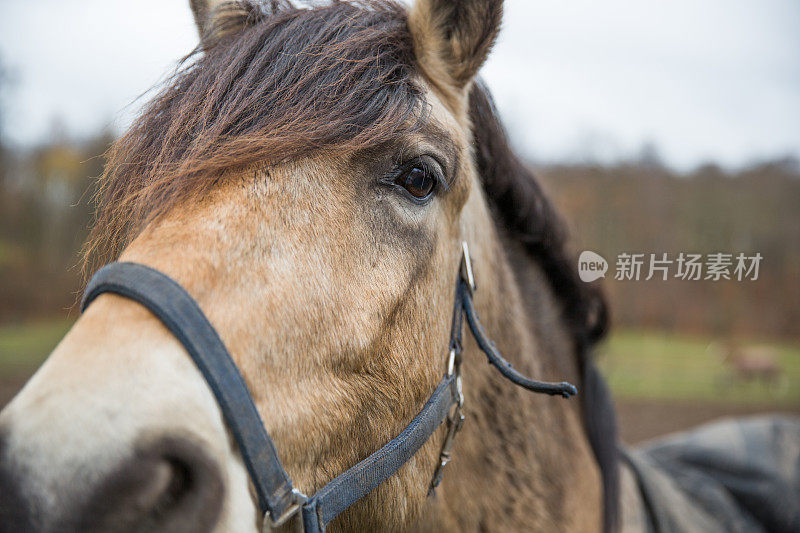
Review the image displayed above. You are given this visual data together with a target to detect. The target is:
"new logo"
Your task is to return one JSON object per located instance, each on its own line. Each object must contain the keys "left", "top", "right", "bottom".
{"left": 578, "top": 251, "right": 608, "bottom": 282}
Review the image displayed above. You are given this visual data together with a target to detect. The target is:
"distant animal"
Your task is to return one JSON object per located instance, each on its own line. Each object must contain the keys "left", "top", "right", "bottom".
{"left": 0, "top": 1, "right": 797, "bottom": 532}
{"left": 728, "top": 345, "right": 783, "bottom": 382}
{"left": 713, "top": 342, "right": 783, "bottom": 383}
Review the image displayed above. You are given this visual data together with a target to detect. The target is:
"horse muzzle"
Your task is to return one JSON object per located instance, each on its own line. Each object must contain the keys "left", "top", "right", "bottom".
{"left": 0, "top": 431, "right": 225, "bottom": 532}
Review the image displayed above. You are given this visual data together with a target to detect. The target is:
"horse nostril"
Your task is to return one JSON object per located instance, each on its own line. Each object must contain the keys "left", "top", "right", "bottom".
{"left": 0, "top": 430, "right": 36, "bottom": 532}
{"left": 161, "top": 452, "right": 194, "bottom": 507}
{"left": 70, "top": 436, "right": 225, "bottom": 533}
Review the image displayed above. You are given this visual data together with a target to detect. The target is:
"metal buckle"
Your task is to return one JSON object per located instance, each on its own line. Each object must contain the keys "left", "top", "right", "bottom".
{"left": 460, "top": 241, "right": 476, "bottom": 295}
{"left": 431, "top": 349, "right": 465, "bottom": 492}
{"left": 429, "top": 241, "right": 473, "bottom": 493}
{"left": 263, "top": 489, "right": 308, "bottom": 532}
{"left": 446, "top": 350, "right": 464, "bottom": 406}
{"left": 446, "top": 348, "right": 456, "bottom": 377}
{"left": 429, "top": 402, "right": 465, "bottom": 492}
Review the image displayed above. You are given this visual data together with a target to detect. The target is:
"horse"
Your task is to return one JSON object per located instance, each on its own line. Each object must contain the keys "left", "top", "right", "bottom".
{"left": 1, "top": 1, "right": 798, "bottom": 532}
{"left": 724, "top": 344, "right": 783, "bottom": 384}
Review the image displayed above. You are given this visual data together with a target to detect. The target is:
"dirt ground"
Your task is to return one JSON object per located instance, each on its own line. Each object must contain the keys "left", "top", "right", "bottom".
{"left": 1, "top": 375, "right": 796, "bottom": 445}
{"left": 615, "top": 398, "right": 799, "bottom": 444}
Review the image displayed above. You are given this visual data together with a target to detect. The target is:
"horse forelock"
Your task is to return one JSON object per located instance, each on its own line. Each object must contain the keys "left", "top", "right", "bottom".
{"left": 85, "top": 0, "right": 424, "bottom": 276}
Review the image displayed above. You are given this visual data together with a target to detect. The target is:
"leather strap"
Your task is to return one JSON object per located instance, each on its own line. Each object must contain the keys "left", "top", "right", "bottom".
{"left": 301, "top": 375, "right": 459, "bottom": 531}
{"left": 80, "top": 262, "right": 463, "bottom": 531}
{"left": 81, "top": 263, "right": 298, "bottom": 520}
{"left": 81, "top": 260, "right": 579, "bottom": 532}
{"left": 459, "top": 282, "right": 578, "bottom": 398}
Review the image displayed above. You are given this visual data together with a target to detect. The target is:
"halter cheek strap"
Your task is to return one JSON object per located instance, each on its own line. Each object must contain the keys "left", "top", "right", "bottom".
{"left": 81, "top": 243, "right": 577, "bottom": 532}
{"left": 80, "top": 262, "right": 299, "bottom": 519}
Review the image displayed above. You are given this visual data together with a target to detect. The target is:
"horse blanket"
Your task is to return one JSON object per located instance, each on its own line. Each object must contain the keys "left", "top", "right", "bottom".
{"left": 620, "top": 415, "right": 800, "bottom": 532}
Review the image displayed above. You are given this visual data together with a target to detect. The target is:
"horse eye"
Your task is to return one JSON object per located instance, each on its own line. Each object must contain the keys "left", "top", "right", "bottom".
{"left": 395, "top": 165, "right": 435, "bottom": 199}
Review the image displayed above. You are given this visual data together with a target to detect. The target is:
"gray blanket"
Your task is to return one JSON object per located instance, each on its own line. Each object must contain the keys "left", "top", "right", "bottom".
{"left": 620, "top": 415, "right": 800, "bottom": 532}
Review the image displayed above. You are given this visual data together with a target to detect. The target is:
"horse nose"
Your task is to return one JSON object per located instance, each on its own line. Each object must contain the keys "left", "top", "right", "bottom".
{"left": 73, "top": 436, "right": 225, "bottom": 532}
{"left": 0, "top": 430, "right": 33, "bottom": 530}
{"left": 0, "top": 433, "right": 225, "bottom": 532}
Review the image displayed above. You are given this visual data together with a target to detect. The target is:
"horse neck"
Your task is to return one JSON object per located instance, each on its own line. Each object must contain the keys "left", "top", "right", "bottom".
{"left": 428, "top": 232, "right": 604, "bottom": 531}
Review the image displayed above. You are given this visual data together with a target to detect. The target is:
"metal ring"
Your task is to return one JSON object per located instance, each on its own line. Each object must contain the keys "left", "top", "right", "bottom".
{"left": 263, "top": 489, "right": 308, "bottom": 532}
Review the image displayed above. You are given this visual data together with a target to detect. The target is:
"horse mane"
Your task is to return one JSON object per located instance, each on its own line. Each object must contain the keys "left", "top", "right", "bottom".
{"left": 468, "top": 80, "right": 619, "bottom": 532}
{"left": 468, "top": 81, "right": 608, "bottom": 347}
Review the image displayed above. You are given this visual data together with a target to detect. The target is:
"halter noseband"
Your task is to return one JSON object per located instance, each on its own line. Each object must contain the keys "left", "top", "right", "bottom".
{"left": 81, "top": 242, "right": 577, "bottom": 532}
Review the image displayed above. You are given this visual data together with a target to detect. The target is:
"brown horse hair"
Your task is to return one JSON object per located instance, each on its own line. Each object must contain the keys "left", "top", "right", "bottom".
{"left": 83, "top": 1, "right": 618, "bottom": 528}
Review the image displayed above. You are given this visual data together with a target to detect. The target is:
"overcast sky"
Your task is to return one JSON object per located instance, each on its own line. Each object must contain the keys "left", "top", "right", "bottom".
{"left": 1, "top": 0, "right": 798, "bottom": 170}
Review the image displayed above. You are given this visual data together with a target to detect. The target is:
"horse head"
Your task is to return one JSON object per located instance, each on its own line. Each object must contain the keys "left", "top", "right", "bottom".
{"left": 0, "top": 1, "right": 614, "bottom": 531}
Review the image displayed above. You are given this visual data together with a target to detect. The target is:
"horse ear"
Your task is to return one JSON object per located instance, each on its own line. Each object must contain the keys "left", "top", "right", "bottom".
{"left": 408, "top": 0, "right": 504, "bottom": 91}
{"left": 190, "top": 0, "right": 248, "bottom": 48}
{"left": 190, "top": 0, "right": 282, "bottom": 49}
{"left": 190, "top": 0, "right": 221, "bottom": 37}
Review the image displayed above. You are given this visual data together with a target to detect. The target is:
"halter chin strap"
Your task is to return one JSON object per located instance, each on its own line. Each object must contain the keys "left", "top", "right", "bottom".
{"left": 81, "top": 242, "right": 577, "bottom": 532}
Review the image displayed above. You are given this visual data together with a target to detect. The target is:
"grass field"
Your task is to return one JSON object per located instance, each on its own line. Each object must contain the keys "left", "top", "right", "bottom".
{"left": 0, "top": 318, "right": 73, "bottom": 377}
{"left": 598, "top": 329, "right": 800, "bottom": 407}
{"left": 0, "top": 319, "right": 798, "bottom": 408}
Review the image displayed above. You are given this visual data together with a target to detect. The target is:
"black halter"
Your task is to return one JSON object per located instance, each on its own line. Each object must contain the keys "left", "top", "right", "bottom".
{"left": 81, "top": 242, "right": 578, "bottom": 532}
